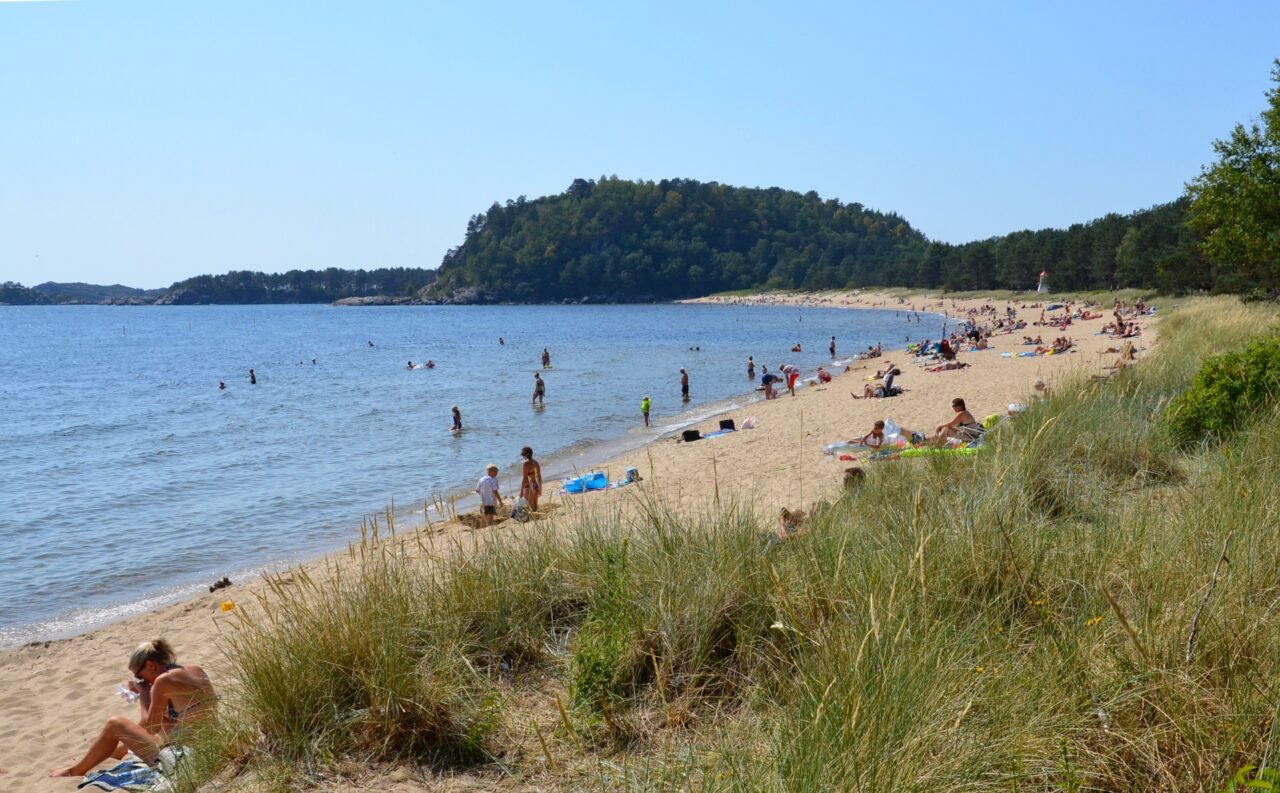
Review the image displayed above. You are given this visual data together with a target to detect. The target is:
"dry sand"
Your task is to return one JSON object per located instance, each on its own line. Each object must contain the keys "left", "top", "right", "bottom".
{"left": 0, "top": 291, "right": 1154, "bottom": 791}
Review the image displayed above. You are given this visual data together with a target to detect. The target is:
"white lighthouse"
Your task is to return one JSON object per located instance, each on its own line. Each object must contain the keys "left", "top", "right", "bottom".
{"left": 1037, "top": 270, "right": 1049, "bottom": 293}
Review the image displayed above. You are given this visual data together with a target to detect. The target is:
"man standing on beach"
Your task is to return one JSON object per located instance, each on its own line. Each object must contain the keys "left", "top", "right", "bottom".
{"left": 475, "top": 464, "right": 503, "bottom": 527}
{"left": 829, "top": 336, "right": 836, "bottom": 358}
{"left": 680, "top": 368, "right": 689, "bottom": 401}
{"left": 641, "top": 395, "right": 651, "bottom": 427}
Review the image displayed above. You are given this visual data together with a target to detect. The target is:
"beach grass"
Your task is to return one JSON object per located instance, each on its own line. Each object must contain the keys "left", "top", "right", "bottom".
{"left": 196, "top": 295, "right": 1280, "bottom": 791}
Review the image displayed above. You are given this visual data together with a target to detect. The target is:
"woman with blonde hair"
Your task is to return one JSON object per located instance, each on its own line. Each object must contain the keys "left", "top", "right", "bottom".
{"left": 50, "top": 639, "right": 215, "bottom": 778}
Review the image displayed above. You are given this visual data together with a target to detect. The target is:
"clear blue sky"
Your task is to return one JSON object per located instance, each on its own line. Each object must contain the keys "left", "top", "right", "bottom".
{"left": 2, "top": 1, "right": 1277, "bottom": 288}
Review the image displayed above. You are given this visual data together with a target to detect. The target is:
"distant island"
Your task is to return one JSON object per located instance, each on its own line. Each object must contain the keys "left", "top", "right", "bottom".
{"left": 0, "top": 268, "right": 438, "bottom": 306}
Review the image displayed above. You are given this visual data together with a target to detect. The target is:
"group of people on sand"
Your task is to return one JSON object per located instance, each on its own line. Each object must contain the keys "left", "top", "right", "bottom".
{"left": 473, "top": 447, "right": 543, "bottom": 528}
{"left": 1034, "top": 336, "right": 1074, "bottom": 355}
{"left": 848, "top": 397, "right": 989, "bottom": 451}
{"left": 757, "top": 362, "right": 802, "bottom": 399}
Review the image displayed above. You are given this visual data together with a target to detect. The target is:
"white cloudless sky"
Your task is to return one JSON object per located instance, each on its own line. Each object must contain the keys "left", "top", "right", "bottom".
{"left": 2, "top": 1, "right": 1278, "bottom": 287}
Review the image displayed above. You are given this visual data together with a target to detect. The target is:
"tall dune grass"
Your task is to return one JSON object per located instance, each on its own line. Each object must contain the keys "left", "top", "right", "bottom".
{"left": 202, "top": 296, "right": 1280, "bottom": 791}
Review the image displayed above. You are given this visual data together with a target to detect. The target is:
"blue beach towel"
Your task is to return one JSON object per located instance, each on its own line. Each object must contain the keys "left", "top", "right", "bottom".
{"left": 77, "top": 761, "right": 158, "bottom": 791}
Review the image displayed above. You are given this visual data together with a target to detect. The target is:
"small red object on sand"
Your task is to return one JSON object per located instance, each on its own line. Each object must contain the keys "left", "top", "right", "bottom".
{"left": 838, "top": 454, "right": 855, "bottom": 461}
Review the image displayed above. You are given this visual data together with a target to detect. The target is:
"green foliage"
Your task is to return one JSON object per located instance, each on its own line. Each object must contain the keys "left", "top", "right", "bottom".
{"left": 428, "top": 178, "right": 929, "bottom": 302}
{"left": 1165, "top": 334, "right": 1280, "bottom": 446}
{"left": 161, "top": 267, "right": 436, "bottom": 304}
{"left": 223, "top": 523, "right": 497, "bottom": 767}
{"left": 1223, "top": 765, "right": 1280, "bottom": 792}
{"left": 570, "top": 542, "right": 636, "bottom": 710}
{"left": 427, "top": 177, "right": 1206, "bottom": 302}
{"left": 0, "top": 281, "right": 53, "bottom": 305}
{"left": 1187, "top": 60, "right": 1280, "bottom": 295}
{"left": 32, "top": 282, "right": 164, "bottom": 302}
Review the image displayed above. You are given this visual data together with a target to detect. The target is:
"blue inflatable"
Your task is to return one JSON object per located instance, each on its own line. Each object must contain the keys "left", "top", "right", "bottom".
{"left": 563, "top": 471, "right": 609, "bottom": 493}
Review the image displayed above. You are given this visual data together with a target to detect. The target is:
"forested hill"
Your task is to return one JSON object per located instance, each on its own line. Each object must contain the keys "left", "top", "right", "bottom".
{"left": 425, "top": 178, "right": 929, "bottom": 303}
{"left": 156, "top": 267, "right": 436, "bottom": 304}
{"left": 425, "top": 177, "right": 1208, "bottom": 302}
{"left": 34, "top": 282, "right": 165, "bottom": 303}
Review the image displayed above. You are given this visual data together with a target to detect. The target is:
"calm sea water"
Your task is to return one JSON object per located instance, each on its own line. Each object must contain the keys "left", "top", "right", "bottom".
{"left": 0, "top": 303, "right": 930, "bottom": 646}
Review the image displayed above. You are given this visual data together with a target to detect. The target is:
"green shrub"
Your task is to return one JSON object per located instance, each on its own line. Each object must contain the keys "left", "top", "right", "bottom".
{"left": 570, "top": 542, "right": 638, "bottom": 710}
{"left": 225, "top": 539, "right": 498, "bottom": 767}
{"left": 1165, "top": 334, "right": 1280, "bottom": 446}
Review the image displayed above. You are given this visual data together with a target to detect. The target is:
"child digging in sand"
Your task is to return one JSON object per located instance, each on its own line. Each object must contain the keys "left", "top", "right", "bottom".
{"left": 475, "top": 464, "right": 503, "bottom": 527}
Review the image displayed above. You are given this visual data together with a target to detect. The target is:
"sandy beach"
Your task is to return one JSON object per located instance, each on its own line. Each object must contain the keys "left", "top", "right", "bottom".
{"left": 0, "top": 290, "right": 1154, "bottom": 791}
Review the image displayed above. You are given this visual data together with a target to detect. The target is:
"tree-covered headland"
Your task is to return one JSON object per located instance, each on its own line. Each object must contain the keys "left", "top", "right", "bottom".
{"left": 427, "top": 61, "right": 1280, "bottom": 303}
{"left": 424, "top": 179, "right": 1203, "bottom": 303}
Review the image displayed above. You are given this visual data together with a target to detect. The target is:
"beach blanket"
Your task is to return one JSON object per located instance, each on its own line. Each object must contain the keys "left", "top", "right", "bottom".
{"left": 562, "top": 471, "right": 608, "bottom": 493}
{"left": 78, "top": 760, "right": 171, "bottom": 792}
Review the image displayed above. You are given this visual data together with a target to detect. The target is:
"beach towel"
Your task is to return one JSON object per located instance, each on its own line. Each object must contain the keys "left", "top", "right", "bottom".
{"left": 563, "top": 471, "right": 608, "bottom": 493}
{"left": 77, "top": 760, "right": 165, "bottom": 791}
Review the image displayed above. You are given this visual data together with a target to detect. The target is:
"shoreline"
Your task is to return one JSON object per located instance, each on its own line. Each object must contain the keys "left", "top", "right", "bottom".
{"left": 1, "top": 289, "right": 1153, "bottom": 790}
{"left": 2, "top": 301, "right": 925, "bottom": 650}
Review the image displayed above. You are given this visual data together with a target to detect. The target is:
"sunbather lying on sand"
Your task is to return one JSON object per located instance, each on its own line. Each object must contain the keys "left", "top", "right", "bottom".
{"left": 853, "top": 368, "right": 902, "bottom": 398}
{"left": 50, "top": 639, "right": 216, "bottom": 778}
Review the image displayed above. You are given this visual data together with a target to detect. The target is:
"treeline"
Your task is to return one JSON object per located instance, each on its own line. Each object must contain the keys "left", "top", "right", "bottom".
{"left": 34, "top": 282, "right": 164, "bottom": 302}
{"left": 160, "top": 267, "right": 436, "bottom": 304}
{"left": 427, "top": 178, "right": 930, "bottom": 302}
{"left": 426, "top": 177, "right": 1209, "bottom": 302}
{"left": 1, "top": 268, "right": 438, "bottom": 306}
{"left": 0, "top": 282, "right": 54, "bottom": 305}
{"left": 919, "top": 199, "right": 1207, "bottom": 293}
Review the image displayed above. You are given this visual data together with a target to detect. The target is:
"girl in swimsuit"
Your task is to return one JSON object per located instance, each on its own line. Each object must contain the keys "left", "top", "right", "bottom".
{"left": 51, "top": 638, "right": 215, "bottom": 778}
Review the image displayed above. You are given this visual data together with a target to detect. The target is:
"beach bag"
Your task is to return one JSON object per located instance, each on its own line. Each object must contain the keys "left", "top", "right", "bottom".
{"left": 682, "top": 429, "right": 702, "bottom": 442}
{"left": 511, "top": 497, "right": 530, "bottom": 521}
{"left": 719, "top": 418, "right": 736, "bottom": 431}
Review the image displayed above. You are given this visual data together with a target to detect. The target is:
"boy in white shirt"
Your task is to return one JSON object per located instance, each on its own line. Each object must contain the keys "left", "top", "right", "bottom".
{"left": 475, "top": 464, "right": 503, "bottom": 527}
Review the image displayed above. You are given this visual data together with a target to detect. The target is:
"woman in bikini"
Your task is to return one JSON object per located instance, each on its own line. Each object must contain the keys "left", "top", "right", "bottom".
{"left": 935, "top": 397, "right": 981, "bottom": 443}
{"left": 519, "top": 446, "right": 543, "bottom": 512}
{"left": 50, "top": 639, "right": 215, "bottom": 778}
